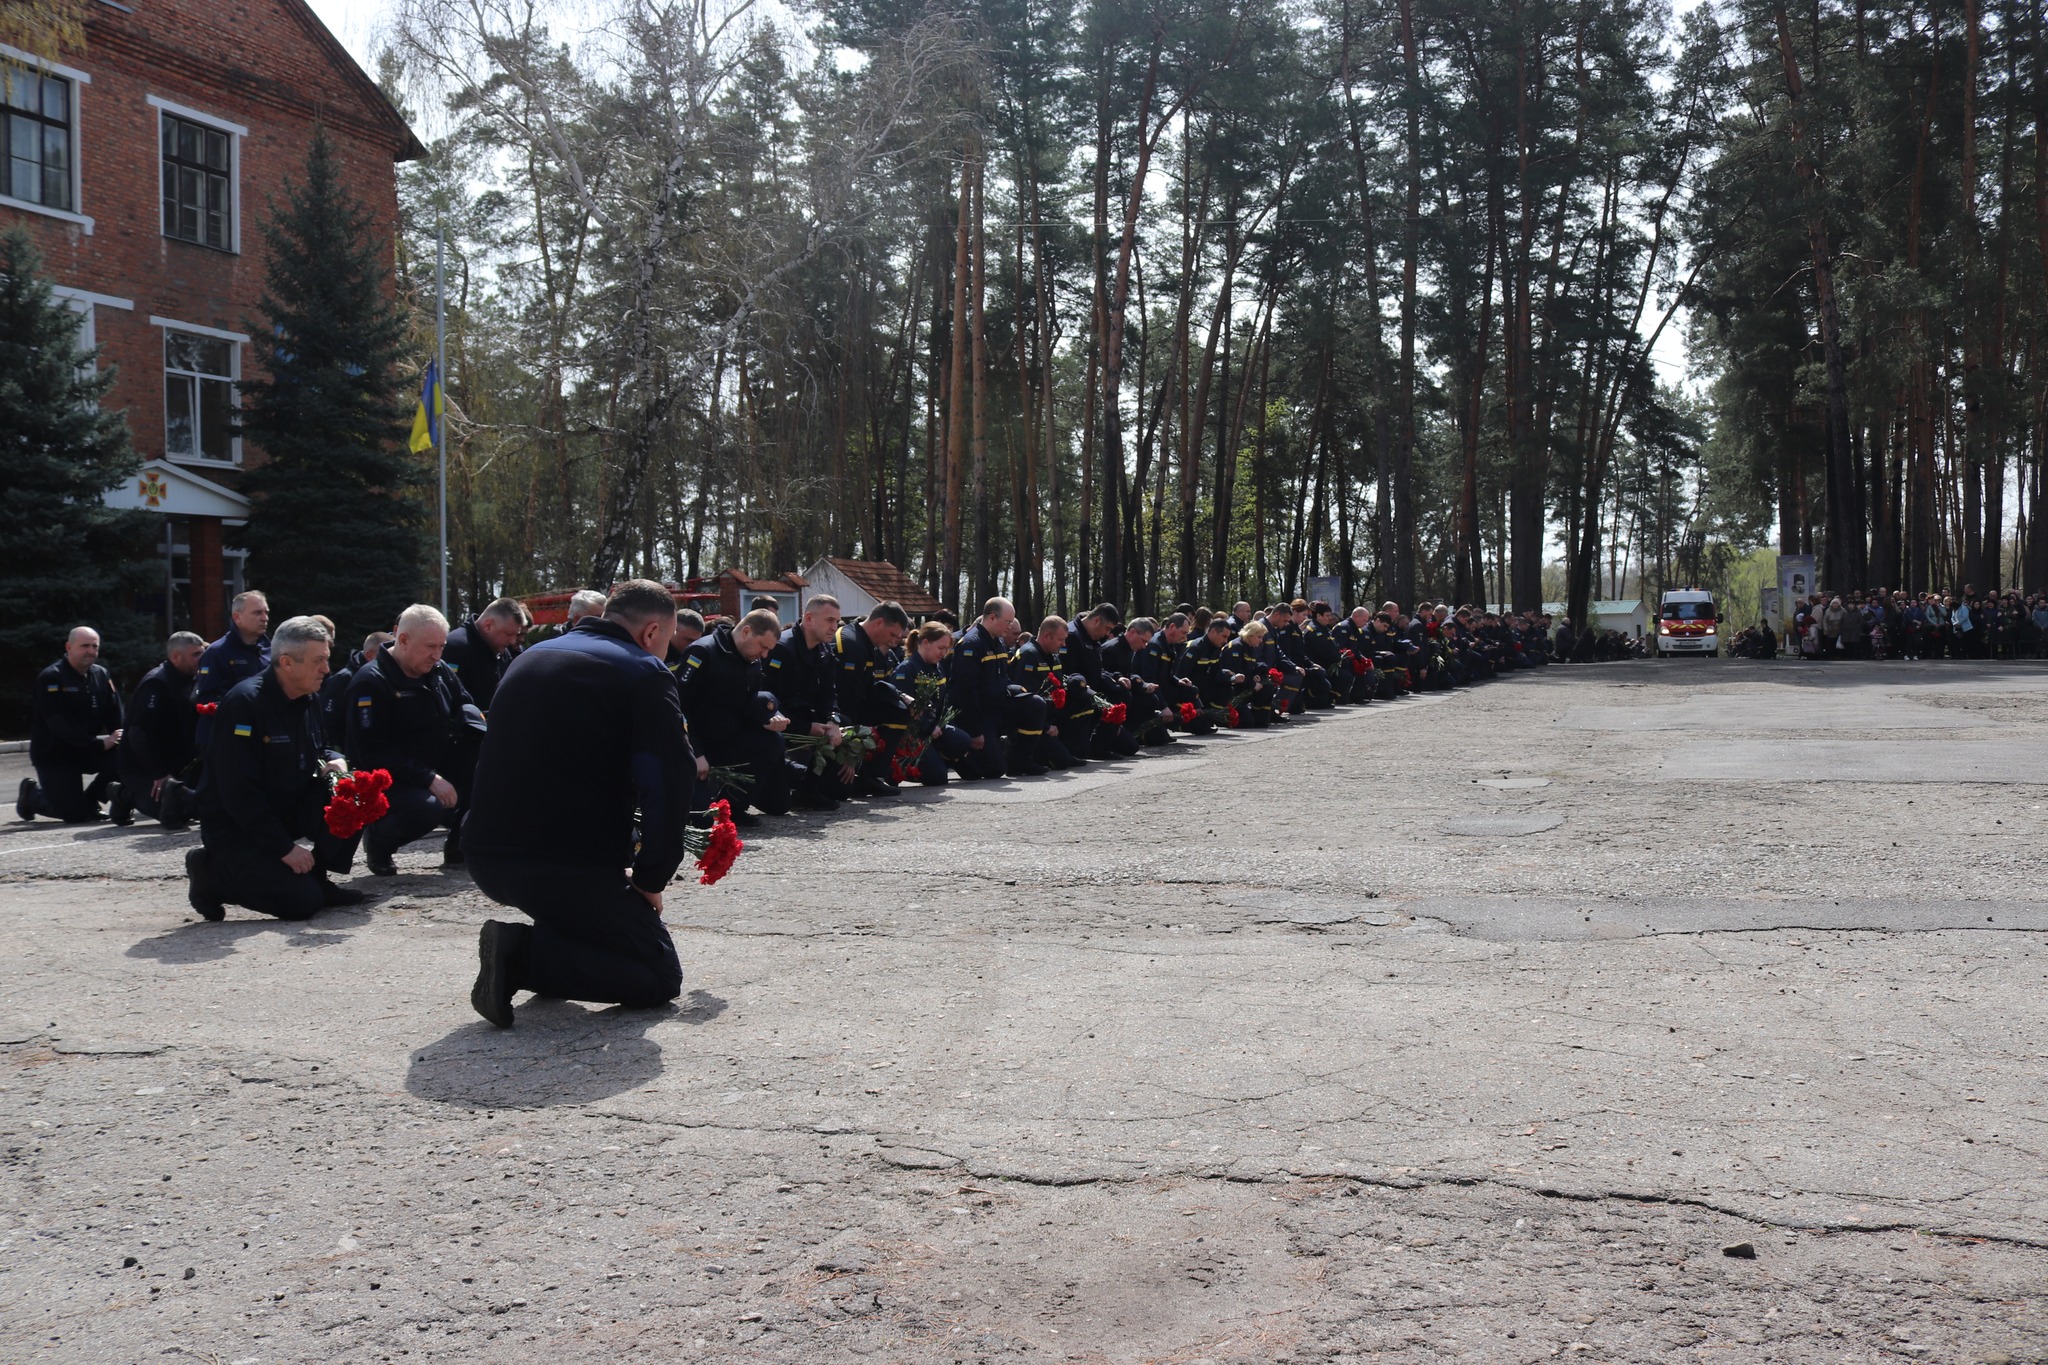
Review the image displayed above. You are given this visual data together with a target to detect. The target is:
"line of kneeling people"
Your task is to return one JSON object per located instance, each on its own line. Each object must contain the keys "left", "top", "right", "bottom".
{"left": 17, "top": 588, "right": 1557, "bottom": 921}
{"left": 18, "top": 594, "right": 527, "bottom": 921}
{"left": 675, "top": 594, "right": 1558, "bottom": 824}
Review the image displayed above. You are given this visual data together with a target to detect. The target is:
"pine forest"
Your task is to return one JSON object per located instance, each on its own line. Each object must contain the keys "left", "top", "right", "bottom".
{"left": 382, "top": 0, "right": 2048, "bottom": 622}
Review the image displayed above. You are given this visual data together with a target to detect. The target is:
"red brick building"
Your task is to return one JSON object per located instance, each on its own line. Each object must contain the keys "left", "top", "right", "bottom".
{"left": 2, "top": 1, "right": 420, "bottom": 637}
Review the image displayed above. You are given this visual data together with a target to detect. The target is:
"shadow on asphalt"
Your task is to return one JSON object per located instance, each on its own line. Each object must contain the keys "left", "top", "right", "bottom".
{"left": 125, "top": 905, "right": 374, "bottom": 964}
{"left": 403, "top": 989, "right": 726, "bottom": 1109}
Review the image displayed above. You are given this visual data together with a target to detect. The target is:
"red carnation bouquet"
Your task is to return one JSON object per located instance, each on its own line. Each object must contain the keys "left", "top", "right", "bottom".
{"left": 1177, "top": 701, "right": 1199, "bottom": 724}
{"left": 195, "top": 702, "right": 218, "bottom": 716}
{"left": 1227, "top": 705, "right": 1242, "bottom": 728}
{"left": 1102, "top": 702, "right": 1128, "bottom": 725}
{"left": 324, "top": 768, "right": 392, "bottom": 838}
{"left": 1267, "top": 667, "right": 1285, "bottom": 685}
{"left": 688, "top": 799, "right": 744, "bottom": 885}
{"left": 1049, "top": 674, "right": 1069, "bottom": 709}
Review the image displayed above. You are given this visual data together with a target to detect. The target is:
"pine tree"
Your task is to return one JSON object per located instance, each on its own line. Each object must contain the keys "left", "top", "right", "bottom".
{"left": 0, "top": 226, "right": 155, "bottom": 726}
{"left": 239, "top": 126, "right": 428, "bottom": 644}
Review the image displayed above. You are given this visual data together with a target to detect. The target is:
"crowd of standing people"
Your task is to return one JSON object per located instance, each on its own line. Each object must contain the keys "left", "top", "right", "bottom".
{"left": 1727, "top": 586, "right": 2048, "bottom": 661}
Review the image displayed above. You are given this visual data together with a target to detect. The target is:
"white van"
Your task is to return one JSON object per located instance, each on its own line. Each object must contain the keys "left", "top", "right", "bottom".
{"left": 1657, "top": 589, "right": 1718, "bottom": 657}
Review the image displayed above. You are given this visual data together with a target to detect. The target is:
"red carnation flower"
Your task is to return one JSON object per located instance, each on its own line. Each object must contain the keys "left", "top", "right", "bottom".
{"left": 1351, "top": 655, "right": 1370, "bottom": 675}
{"left": 1268, "top": 668, "right": 1284, "bottom": 684}
{"left": 1226, "top": 706, "right": 1241, "bottom": 728}
{"left": 1050, "top": 685, "right": 1068, "bottom": 708}
{"left": 1177, "top": 701, "right": 1198, "bottom": 723}
{"left": 195, "top": 702, "right": 218, "bottom": 715}
{"left": 696, "top": 799, "right": 744, "bottom": 885}
{"left": 322, "top": 767, "right": 393, "bottom": 840}
{"left": 1103, "top": 702, "right": 1127, "bottom": 725}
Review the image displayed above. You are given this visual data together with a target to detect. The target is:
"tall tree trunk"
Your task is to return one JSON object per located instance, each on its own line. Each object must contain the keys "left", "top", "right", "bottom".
{"left": 1395, "top": 0, "right": 1422, "bottom": 606}
{"left": 1457, "top": 180, "right": 1499, "bottom": 606}
{"left": 1772, "top": 5, "right": 1865, "bottom": 590}
{"left": 970, "top": 154, "right": 991, "bottom": 606}
{"left": 942, "top": 143, "right": 973, "bottom": 610}
{"left": 1961, "top": 0, "right": 1986, "bottom": 587}
{"left": 1907, "top": 15, "right": 1940, "bottom": 592}
{"left": 1100, "top": 41, "right": 1177, "bottom": 607}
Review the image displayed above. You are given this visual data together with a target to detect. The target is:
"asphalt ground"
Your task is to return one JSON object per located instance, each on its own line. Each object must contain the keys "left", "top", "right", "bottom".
{"left": 2, "top": 658, "right": 2044, "bottom": 1363}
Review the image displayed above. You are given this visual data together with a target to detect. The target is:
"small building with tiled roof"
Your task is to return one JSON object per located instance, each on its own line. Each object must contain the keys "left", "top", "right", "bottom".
{"left": 799, "top": 558, "right": 945, "bottom": 620}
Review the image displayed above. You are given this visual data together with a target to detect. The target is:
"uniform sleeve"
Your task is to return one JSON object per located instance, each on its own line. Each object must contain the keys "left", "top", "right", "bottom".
{"left": 100, "top": 671, "right": 124, "bottom": 732}
{"left": 208, "top": 690, "right": 295, "bottom": 859}
{"left": 192, "top": 644, "right": 231, "bottom": 705}
{"left": 129, "top": 678, "right": 172, "bottom": 777}
{"left": 627, "top": 668, "right": 695, "bottom": 893}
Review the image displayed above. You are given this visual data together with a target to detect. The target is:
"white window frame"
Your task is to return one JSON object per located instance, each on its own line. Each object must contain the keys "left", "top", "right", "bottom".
{"left": 51, "top": 287, "right": 133, "bottom": 371}
{"left": 152, "top": 316, "right": 247, "bottom": 468}
{"left": 149, "top": 95, "right": 243, "bottom": 254}
{"left": 0, "top": 42, "right": 92, "bottom": 234}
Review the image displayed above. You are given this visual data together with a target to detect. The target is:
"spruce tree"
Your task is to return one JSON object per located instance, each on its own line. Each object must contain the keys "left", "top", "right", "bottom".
{"left": 0, "top": 226, "right": 155, "bottom": 728}
{"left": 239, "top": 126, "right": 429, "bottom": 644}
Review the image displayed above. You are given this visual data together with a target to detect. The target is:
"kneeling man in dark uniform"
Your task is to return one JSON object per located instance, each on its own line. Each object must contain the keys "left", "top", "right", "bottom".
{"left": 112, "top": 630, "right": 205, "bottom": 826}
{"left": 343, "top": 604, "right": 479, "bottom": 875}
{"left": 184, "top": 616, "right": 367, "bottom": 921}
{"left": 19, "top": 626, "right": 123, "bottom": 823}
{"left": 464, "top": 580, "right": 703, "bottom": 1027}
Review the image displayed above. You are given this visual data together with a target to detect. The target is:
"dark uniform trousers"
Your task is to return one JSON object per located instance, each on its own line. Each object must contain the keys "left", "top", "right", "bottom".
{"left": 904, "top": 724, "right": 973, "bottom": 783}
{"left": 361, "top": 729, "right": 482, "bottom": 861}
{"left": 700, "top": 729, "right": 792, "bottom": 815}
{"left": 201, "top": 787, "right": 359, "bottom": 921}
{"left": 27, "top": 753, "right": 114, "bottom": 822}
{"left": 470, "top": 855, "right": 683, "bottom": 1007}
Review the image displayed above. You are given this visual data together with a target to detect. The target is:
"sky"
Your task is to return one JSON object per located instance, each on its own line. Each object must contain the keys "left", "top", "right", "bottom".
{"left": 301, "top": 0, "right": 1694, "bottom": 397}
{"left": 304, "top": 0, "right": 390, "bottom": 71}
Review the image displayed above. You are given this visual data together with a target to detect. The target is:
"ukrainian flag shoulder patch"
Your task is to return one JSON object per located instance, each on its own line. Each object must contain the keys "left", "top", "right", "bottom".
{"left": 233, "top": 723, "right": 253, "bottom": 737}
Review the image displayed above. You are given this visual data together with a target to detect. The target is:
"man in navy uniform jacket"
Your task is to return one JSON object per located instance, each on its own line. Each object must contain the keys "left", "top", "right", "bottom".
{"left": 441, "top": 597, "right": 529, "bottom": 713}
{"left": 463, "top": 581, "right": 704, "bottom": 1027}
{"left": 19, "top": 626, "right": 123, "bottom": 823}
{"left": 184, "top": 617, "right": 367, "bottom": 921}
{"left": 193, "top": 591, "right": 271, "bottom": 749}
{"left": 111, "top": 631, "right": 205, "bottom": 825}
{"left": 343, "top": 605, "right": 478, "bottom": 875}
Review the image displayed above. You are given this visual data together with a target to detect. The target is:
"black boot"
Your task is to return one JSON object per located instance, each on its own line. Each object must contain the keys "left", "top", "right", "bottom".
{"left": 471, "top": 919, "right": 531, "bottom": 1028}
{"left": 16, "top": 778, "right": 36, "bottom": 822}
{"left": 185, "top": 847, "right": 225, "bottom": 921}
{"left": 157, "top": 777, "right": 192, "bottom": 829}
{"left": 107, "top": 783, "right": 133, "bottom": 827}
{"left": 319, "top": 878, "right": 368, "bottom": 907}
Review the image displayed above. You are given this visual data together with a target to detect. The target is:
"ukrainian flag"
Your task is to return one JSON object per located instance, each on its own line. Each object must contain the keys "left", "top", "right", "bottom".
{"left": 409, "top": 361, "right": 442, "bottom": 454}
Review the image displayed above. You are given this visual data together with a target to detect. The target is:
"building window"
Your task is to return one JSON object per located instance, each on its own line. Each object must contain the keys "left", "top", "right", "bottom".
{"left": 164, "top": 329, "right": 237, "bottom": 464}
{"left": 161, "top": 112, "right": 231, "bottom": 249}
{"left": 2, "top": 62, "right": 72, "bottom": 211}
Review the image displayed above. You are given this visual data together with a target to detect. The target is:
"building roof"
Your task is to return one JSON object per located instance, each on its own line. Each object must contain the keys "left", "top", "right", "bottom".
{"left": 283, "top": 1, "right": 427, "bottom": 160}
{"left": 812, "top": 558, "right": 946, "bottom": 616}
{"left": 716, "top": 569, "right": 807, "bottom": 592}
{"left": 102, "top": 460, "right": 251, "bottom": 519}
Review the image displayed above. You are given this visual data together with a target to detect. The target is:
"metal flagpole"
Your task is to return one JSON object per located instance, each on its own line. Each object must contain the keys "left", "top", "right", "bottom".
{"left": 436, "top": 218, "right": 448, "bottom": 616}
